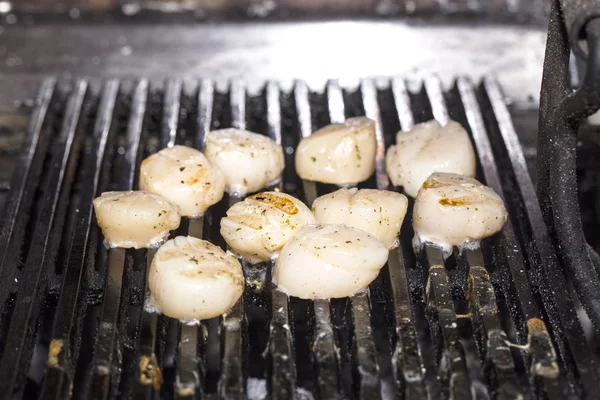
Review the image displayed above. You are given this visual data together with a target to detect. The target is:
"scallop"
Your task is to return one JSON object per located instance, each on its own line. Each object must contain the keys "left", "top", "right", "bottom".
{"left": 295, "top": 116, "right": 376, "bottom": 185}
{"left": 312, "top": 188, "right": 408, "bottom": 249}
{"left": 148, "top": 236, "right": 244, "bottom": 321}
{"left": 273, "top": 224, "right": 388, "bottom": 299}
{"left": 385, "top": 120, "right": 476, "bottom": 197}
{"left": 204, "top": 129, "right": 285, "bottom": 197}
{"left": 220, "top": 191, "right": 317, "bottom": 264}
{"left": 413, "top": 173, "right": 508, "bottom": 255}
{"left": 93, "top": 191, "right": 181, "bottom": 249}
{"left": 139, "top": 145, "right": 225, "bottom": 217}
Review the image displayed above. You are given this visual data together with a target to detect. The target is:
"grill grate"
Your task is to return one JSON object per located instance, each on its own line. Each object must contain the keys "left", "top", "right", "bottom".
{"left": 0, "top": 75, "right": 598, "bottom": 399}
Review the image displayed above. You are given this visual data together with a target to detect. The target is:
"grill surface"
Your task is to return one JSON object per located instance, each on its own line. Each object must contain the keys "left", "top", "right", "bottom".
{"left": 0, "top": 76, "right": 598, "bottom": 399}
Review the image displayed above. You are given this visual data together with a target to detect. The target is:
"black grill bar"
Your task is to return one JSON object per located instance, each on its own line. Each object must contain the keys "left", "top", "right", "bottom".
{"left": 295, "top": 81, "right": 318, "bottom": 205}
{"left": 174, "top": 80, "right": 212, "bottom": 399}
{"left": 88, "top": 79, "right": 148, "bottom": 400}
{"left": 133, "top": 79, "right": 186, "bottom": 399}
{"left": 481, "top": 77, "right": 600, "bottom": 395}
{"left": 132, "top": 251, "right": 160, "bottom": 398}
{"left": 265, "top": 81, "right": 297, "bottom": 399}
{"left": 423, "top": 246, "right": 473, "bottom": 399}
{"left": 293, "top": 80, "right": 341, "bottom": 399}
{"left": 196, "top": 80, "right": 214, "bottom": 151}
{"left": 456, "top": 77, "right": 564, "bottom": 398}
{"left": 390, "top": 77, "right": 442, "bottom": 398}
{"left": 176, "top": 221, "right": 204, "bottom": 399}
{"left": 0, "top": 78, "right": 55, "bottom": 286}
{"left": 162, "top": 79, "right": 182, "bottom": 149}
{"left": 428, "top": 76, "right": 525, "bottom": 397}
{"left": 326, "top": 80, "right": 382, "bottom": 399}
{"left": 0, "top": 79, "right": 84, "bottom": 398}
{"left": 218, "top": 80, "right": 246, "bottom": 399}
{"left": 423, "top": 77, "right": 473, "bottom": 399}
{"left": 362, "top": 78, "right": 427, "bottom": 399}
{"left": 40, "top": 79, "right": 120, "bottom": 399}
{"left": 465, "top": 250, "right": 523, "bottom": 398}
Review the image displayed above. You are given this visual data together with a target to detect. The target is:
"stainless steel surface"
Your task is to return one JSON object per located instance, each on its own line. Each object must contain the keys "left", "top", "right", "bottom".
{"left": 0, "top": 21, "right": 546, "bottom": 107}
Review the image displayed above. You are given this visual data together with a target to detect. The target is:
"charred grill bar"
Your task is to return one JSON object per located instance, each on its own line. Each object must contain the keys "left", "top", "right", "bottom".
{"left": 0, "top": 68, "right": 598, "bottom": 398}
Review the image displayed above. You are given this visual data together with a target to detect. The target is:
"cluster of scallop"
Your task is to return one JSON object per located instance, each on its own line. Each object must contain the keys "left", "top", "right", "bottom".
{"left": 93, "top": 117, "right": 507, "bottom": 323}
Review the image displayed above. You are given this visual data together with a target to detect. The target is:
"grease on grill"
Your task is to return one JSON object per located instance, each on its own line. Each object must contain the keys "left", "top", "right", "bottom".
{"left": 47, "top": 339, "right": 64, "bottom": 368}
{"left": 139, "top": 354, "right": 164, "bottom": 390}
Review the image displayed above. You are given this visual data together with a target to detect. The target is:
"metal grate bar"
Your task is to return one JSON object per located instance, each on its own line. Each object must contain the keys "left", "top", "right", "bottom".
{"left": 294, "top": 81, "right": 318, "bottom": 205}
{"left": 196, "top": 80, "right": 214, "bottom": 151}
{"left": 424, "top": 246, "right": 473, "bottom": 399}
{"left": 428, "top": 76, "right": 523, "bottom": 396}
{"left": 134, "top": 79, "right": 185, "bottom": 398}
{"left": 390, "top": 77, "right": 447, "bottom": 398}
{"left": 0, "top": 78, "right": 56, "bottom": 308}
{"left": 132, "top": 250, "right": 160, "bottom": 399}
{"left": 424, "top": 76, "right": 450, "bottom": 125}
{"left": 362, "top": 78, "right": 426, "bottom": 398}
{"left": 456, "top": 77, "right": 562, "bottom": 397}
{"left": 293, "top": 81, "right": 341, "bottom": 398}
{"left": 456, "top": 79, "right": 540, "bottom": 323}
{"left": 391, "top": 78, "right": 415, "bottom": 132}
{"left": 40, "top": 79, "right": 120, "bottom": 398}
{"left": 361, "top": 80, "right": 388, "bottom": 190}
{"left": 326, "top": 80, "right": 382, "bottom": 399}
{"left": 89, "top": 79, "right": 148, "bottom": 400}
{"left": 162, "top": 79, "right": 182, "bottom": 148}
{"left": 0, "top": 79, "right": 85, "bottom": 398}
{"left": 465, "top": 250, "right": 523, "bottom": 398}
{"left": 265, "top": 81, "right": 297, "bottom": 399}
{"left": 423, "top": 76, "right": 472, "bottom": 399}
{"left": 175, "top": 82, "right": 212, "bottom": 399}
{"left": 482, "top": 77, "right": 600, "bottom": 394}
{"left": 122, "top": 80, "right": 148, "bottom": 190}
{"left": 230, "top": 80, "right": 246, "bottom": 130}
{"left": 218, "top": 79, "right": 246, "bottom": 399}
{"left": 176, "top": 219, "right": 204, "bottom": 399}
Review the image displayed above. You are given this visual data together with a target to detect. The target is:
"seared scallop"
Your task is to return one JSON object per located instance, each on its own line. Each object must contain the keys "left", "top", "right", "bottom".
{"left": 204, "top": 129, "right": 285, "bottom": 197}
{"left": 220, "top": 191, "right": 316, "bottom": 264}
{"left": 413, "top": 173, "right": 508, "bottom": 255}
{"left": 273, "top": 224, "right": 388, "bottom": 299}
{"left": 386, "top": 120, "right": 476, "bottom": 197}
{"left": 93, "top": 191, "right": 181, "bottom": 249}
{"left": 139, "top": 145, "right": 225, "bottom": 217}
{"left": 295, "top": 116, "right": 376, "bottom": 185}
{"left": 148, "top": 236, "right": 244, "bottom": 321}
{"left": 312, "top": 188, "right": 408, "bottom": 249}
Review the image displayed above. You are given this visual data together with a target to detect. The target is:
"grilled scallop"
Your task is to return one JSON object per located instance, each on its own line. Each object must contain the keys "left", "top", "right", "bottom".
{"left": 139, "top": 145, "right": 225, "bottom": 217}
{"left": 386, "top": 120, "right": 476, "bottom": 197}
{"left": 312, "top": 188, "right": 408, "bottom": 249}
{"left": 220, "top": 191, "right": 317, "bottom": 264}
{"left": 295, "top": 116, "right": 376, "bottom": 185}
{"left": 413, "top": 173, "right": 508, "bottom": 256}
{"left": 273, "top": 224, "right": 388, "bottom": 299}
{"left": 204, "top": 129, "right": 285, "bottom": 197}
{"left": 148, "top": 236, "right": 244, "bottom": 321}
{"left": 93, "top": 191, "right": 181, "bottom": 249}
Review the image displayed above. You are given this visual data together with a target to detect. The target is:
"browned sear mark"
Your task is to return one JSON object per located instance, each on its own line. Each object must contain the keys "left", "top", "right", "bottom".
{"left": 251, "top": 192, "right": 298, "bottom": 215}
{"left": 439, "top": 196, "right": 473, "bottom": 206}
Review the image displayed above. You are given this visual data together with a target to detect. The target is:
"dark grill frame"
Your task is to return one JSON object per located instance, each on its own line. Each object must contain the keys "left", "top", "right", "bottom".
{"left": 0, "top": 73, "right": 597, "bottom": 399}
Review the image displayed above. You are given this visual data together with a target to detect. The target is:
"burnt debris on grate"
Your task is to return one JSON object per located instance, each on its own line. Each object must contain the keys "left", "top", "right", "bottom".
{"left": 0, "top": 76, "right": 597, "bottom": 399}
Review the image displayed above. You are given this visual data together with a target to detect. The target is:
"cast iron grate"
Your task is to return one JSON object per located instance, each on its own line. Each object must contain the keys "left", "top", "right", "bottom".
{"left": 0, "top": 75, "right": 597, "bottom": 399}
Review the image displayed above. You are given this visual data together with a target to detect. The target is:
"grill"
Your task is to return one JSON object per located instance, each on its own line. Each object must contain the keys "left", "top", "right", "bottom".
{"left": 0, "top": 70, "right": 597, "bottom": 400}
